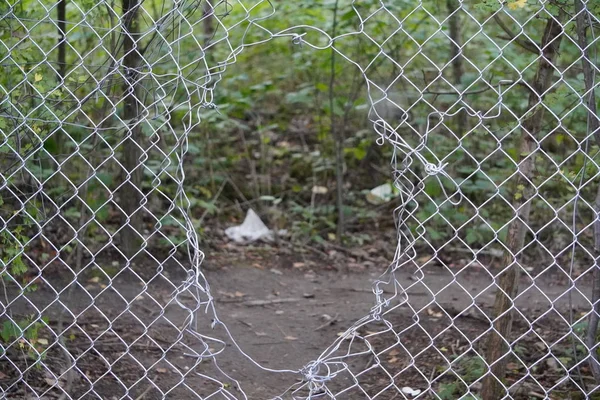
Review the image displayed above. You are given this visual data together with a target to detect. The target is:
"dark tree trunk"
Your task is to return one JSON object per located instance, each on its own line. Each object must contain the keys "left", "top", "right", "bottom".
{"left": 575, "top": 0, "right": 600, "bottom": 383}
{"left": 56, "top": 0, "right": 66, "bottom": 155}
{"left": 481, "top": 16, "right": 564, "bottom": 400}
{"left": 120, "top": 0, "right": 143, "bottom": 258}
{"left": 203, "top": 0, "right": 213, "bottom": 46}
{"left": 446, "top": 0, "right": 467, "bottom": 136}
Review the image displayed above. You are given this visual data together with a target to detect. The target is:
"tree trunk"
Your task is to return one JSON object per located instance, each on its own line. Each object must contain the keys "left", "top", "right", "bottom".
{"left": 329, "top": 0, "right": 344, "bottom": 244}
{"left": 56, "top": 0, "right": 66, "bottom": 155}
{"left": 120, "top": 0, "right": 143, "bottom": 258}
{"left": 446, "top": 0, "right": 467, "bottom": 136}
{"left": 203, "top": 0, "right": 213, "bottom": 46}
{"left": 481, "top": 15, "right": 564, "bottom": 400}
{"left": 575, "top": 0, "right": 600, "bottom": 383}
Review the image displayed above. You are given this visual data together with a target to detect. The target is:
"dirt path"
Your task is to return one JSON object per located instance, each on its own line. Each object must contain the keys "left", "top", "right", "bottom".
{"left": 152, "top": 254, "right": 591, "bottom": 398}
{"left": 1, "top": 247, "right": 593, "bottom": 399}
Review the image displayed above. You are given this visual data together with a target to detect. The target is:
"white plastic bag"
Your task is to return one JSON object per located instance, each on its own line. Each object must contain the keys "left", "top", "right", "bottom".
{"left": 224, "top": 209, "right": 275, "bottom": 243}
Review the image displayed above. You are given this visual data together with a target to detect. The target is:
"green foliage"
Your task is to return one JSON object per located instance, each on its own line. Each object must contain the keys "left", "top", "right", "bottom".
{"left": 552, "top": 320, "right": 600, "bottom": 370}
{"left": 474, "top": 0, "right": 502, "bottom": 12}
{"left": 0, "top": 0, "right": 598, "bottom": 251}
{"left": 0, "top": 316, "right": 49, "bottom": 361}
{"left": 0, "top": 195, "right": 47, "bottom": 362}
{"left": 438, "top": 355, "right": 486, "bottom": 399}
{"left": 0, "top": 201, "right": 34, "bottom": 284}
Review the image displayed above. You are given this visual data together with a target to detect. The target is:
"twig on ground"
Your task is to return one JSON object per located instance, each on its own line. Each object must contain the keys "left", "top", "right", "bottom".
{"left": 134, "top": 377, "right": 158, "bottom": 400}
{"left": 236, "top": 319, "right": 253, "bottom": 328}
{"left": 243, "top": 298, "right": 300, "bottom": 306}
{"left": 314, "top": 313, "right": 339, "bottom": 331}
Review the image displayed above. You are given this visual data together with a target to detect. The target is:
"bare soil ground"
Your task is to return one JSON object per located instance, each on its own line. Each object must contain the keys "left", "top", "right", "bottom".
{"left": 0, "top": 239, "right": 595, "bottom": 399}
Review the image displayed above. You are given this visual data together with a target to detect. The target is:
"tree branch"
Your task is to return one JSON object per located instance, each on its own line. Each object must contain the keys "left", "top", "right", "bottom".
{"left": 493, "top": 14, "right": 538, "bottom": 54}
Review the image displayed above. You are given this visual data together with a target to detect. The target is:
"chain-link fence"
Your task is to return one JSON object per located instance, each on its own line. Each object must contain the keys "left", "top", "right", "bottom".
{"left": 1, "top": 0, "right": 600, "bottom": 398}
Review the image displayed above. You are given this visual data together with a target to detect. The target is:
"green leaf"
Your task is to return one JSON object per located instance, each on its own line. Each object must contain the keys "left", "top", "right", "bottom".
{"left": 94, "top": 205, "right": 109, "bottom": 222}
{"left": 63, "top": 207, "right": 81, "bottom": 219}
{"left": 474, "top": 0, "right": 501, "bottom": 12}
{"left": 428, "top": 229, "right": 444, "bottom": 241}
{"left": 424, "top": 180, "right": 442, "bottom": 197}
{"left": 465, "top": 230, "right": 479, "bottom": 245}
{"left": 96, "top": 172, "right": 113, "bottom": 187}
{"left": 344, "top": 146, "right": 367, "bottom": 161}
{"left": 312, "top": 235, "right": 325, "bottom": 244}
{"left": 43, "top": 137, "right": 58, "bottom": 154}
{"left": 438, "top": 382, "right": 458, "bottom": 400}
{"left": 315, "top": 83, "right": 328, "bottom": 92}
{"left": 1, "top": 320, "right": 22, "bottom": 342}
{"left": 197, "top": 200, "right": 218, "bottom": 215}
{"left": 10, "top": 256, "right": 27, "bottom": 276}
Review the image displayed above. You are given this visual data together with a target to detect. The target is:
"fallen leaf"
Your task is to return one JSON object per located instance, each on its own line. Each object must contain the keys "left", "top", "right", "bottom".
{"left": 44, "top": 377, "right": 57, "bottom": 386}
{"left": 534, "top": 342, "right": 546, "bottom": 351}
{"left": 507, "top": 0, "right": 527, "bottom": 10}
{"left": 506, "top": 362, "right": 520, "bottom": 370}
{"left": 337, "top": 331, "right": 359, "bottom": 340}
{"left": 312, "top": 185, "right": 328, "bottom": 194}
{"left": 388, "top": 356, "right": 399, "bottom": 364}
{"left": 389, "top": 349, "right": 400, "bottom": 356}
{"left": 417, "top": 255, "right": 432, "bottom": 264}
{"left": 401, "top": 387, "right": 421, "bottom": 397}
{"left": 156, "top": 368, "right": 167, "bottom": 374}
{"left": 426, "top": 308, "right": 443, "bottom": 318}
{"left": 545, "top": 358, "right": 559, "bottom": 371}
{"left": 43, "top": 370, "right": 59, "bottom": 386}
{"left": 36, "top": 338, "right": 49, "bottom": 346}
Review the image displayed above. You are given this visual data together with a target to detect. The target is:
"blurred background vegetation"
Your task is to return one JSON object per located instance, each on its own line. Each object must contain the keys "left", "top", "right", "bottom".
{"left": 1, "top": 0, "right": 599, "bottom": 277}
